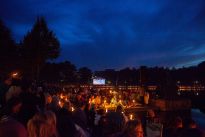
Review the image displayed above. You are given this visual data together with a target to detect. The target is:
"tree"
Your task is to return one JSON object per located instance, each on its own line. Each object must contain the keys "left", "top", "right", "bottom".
{"left": 0, "top": 19, "right": 17, "bottom": 76}
{"left": 58, "top": 61, "right": 77, "bottom": 83}
{"left": 40, "top": 61, "right": 77, "bottom": 83}
{"left": 78, "top": 67, "right": 92, "bottom": 84}
{"left": 22, "top": 17, "right": 60, "bottom": 80}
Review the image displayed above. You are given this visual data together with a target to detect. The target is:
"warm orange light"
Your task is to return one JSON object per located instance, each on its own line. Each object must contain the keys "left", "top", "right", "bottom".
{"left": 71, "top": 107, "right": 75, "bottom": 112}
{"left": 129, "top": 114, "right": 133, "bottom": 120}
{"left": 59, "top": 101, "right": 63, "bottom": 108}
{"left": 92, "top": 99, "right": 95, "bottom": 104}
{"left": 60, "top": 94, "right": 64, "bottom": 99}
{"left": 12, "top": 72, "right": 18, "bottom": 77}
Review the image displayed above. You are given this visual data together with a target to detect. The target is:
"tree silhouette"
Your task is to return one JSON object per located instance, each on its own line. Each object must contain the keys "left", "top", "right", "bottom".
{"left": 58, "top": 61, "right": 77, "bottom": 83}
{"left": 40, "top": 61, "right": 77, "bottom": 83}
{"left": 78, "top": 67, "right": 92, "bottom": 84}
{"left": 22, "top": 17, "right": 60, "bottom": 80}
{"left": 0, "top": 19, "right": 17, "bottom": 76}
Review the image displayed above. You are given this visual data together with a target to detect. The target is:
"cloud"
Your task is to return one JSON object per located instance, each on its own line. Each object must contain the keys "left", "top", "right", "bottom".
{"left": 1, "top": 0, "right": 205, "bottom": 70}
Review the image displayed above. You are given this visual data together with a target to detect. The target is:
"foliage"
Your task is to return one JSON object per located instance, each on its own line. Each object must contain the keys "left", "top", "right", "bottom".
{"left": 0, "top": 19, "right": 18, "bottom": 76}
{"left": 78, "top": 67, "right": 92, "bottom": 84}
{"left": 40, "top": 61, "right": 77, "bottom": 83}
{"left": 22, "top": 17, "right": 60, "bottom": 79}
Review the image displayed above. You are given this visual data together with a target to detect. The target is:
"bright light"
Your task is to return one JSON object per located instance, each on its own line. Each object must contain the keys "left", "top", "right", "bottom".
{"left": 71, "top": 107, "right": 75, "bottom": 112}
{"left": 129, "top": 114, "right": 133, "bottom": 120}
{"left": 60, "top": 94, "right": 63, "bottom": 99}
{"left": 12, "top": 72, "right": 18, "bottom": 78}
{"left": 59, "top": 101, "right": 63, "bottom": 108}
{"left": 93, "top": 78, "right": 105, "bottom": 85}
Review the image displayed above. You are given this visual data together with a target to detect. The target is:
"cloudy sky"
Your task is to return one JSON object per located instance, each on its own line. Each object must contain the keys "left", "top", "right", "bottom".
{"left": 1, "top": 0, "right": 205, "bottom": 70}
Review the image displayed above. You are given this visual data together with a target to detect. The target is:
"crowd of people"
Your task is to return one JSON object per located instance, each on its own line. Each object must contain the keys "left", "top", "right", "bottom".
{"left": 163, "top": 117, "right": 204, "bottom": 137}
{"left": 0, "top": 76, "right": 204, "bottom": 137}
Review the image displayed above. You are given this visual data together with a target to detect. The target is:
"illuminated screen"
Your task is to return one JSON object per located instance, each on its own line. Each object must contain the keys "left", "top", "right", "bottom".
{"left": 93, "top": 78, "right": 105, "bottom": 85}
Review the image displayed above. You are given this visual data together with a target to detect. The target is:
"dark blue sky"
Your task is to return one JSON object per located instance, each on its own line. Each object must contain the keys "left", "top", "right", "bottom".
{"left": 1, "top": 0, "right": 205, "bottom": 70}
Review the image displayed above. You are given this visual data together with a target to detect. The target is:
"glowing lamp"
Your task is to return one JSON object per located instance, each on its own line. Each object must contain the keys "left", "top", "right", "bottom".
{"left": 129, "top": 114, "right": 134, "bottom": 120}
{"left": 71, "top": 107, "right": 75, "bottom": 112}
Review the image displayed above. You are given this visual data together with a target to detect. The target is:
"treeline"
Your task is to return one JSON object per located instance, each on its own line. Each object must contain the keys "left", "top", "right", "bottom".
{"left": 0, "top": 17, "right": 60, "bottom": 80}
{"left": 95, "top": 63, "right": 205, "bottom": 86}
{"left": 0, "top": 17, "right": 93, "bottom": 84}
{"left": 1, "top": 17, "right": 205, "bottom": 85}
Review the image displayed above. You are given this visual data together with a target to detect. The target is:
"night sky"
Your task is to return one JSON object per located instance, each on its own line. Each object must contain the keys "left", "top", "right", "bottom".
{"left": 1, "top": 0, "right": 205, "bottom": 70}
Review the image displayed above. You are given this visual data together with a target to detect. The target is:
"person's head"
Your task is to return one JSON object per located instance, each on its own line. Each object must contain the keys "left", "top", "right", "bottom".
{"left": 188, "top": 119, "right": 197, "bottom": 129}
{"left": 45, "top": 93, "right": 52, "bottom": 105}
{"left": 27, "top": 111, "right": 57, "bottom": 137}
{"left": 76, "top": 101, "right": 86, "bottom": 109}
{"left": 106, "top": 111, "right": 126, "bottom": 134}
{"left": 63, "top": 101, "right": 71, "bottom": 111}
{"left": 56, "top": 109, "right": 78, "bottom": 137}
{"left": 98, "top": 108, "right": 105, "bottom": 116}
{"left": 45, "top": 111, "right": 56, "bottom": 128}
{"left": 123, "top": 120, "right": 144, "bottom": 137}
{"left": 135, "top": 121, "right": 144, "bottom": 137}
{"left": 116, "top": 105, "right": 123, "bottom": 113}
{"left": 173, "top": 117, "right": 183, "bottom": 128}
{"left": 1, "top": 97, "right": 22, "bottom": 116}
{"left": 50, "top": 96, "right": 60, "bottom": 111}
{"left": 2, "top": 76, "right": 12, "bottom": 85}
{"left": 10, "top": 99, "right": 22, "bottom": 114}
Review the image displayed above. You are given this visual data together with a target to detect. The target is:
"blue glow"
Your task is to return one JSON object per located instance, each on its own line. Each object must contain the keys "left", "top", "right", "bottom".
{"left": 1, "top": 0, "right": 205, "bottom": 70}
